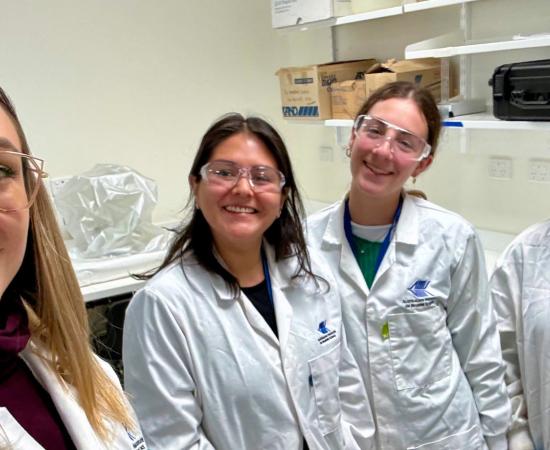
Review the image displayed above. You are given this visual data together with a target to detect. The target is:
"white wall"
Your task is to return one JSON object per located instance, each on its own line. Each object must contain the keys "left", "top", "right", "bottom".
{"left": 0, "top": 0, "right": 331, "bottom": 221}
{"left": 1, "top": 0, "right": 549, "bottom": 239}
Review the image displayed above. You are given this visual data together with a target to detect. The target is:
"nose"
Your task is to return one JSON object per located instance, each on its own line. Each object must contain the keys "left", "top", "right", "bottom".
{"left": 372, "top": 136, "right": 395, "bottom": 159}
{"left": 231, "top": 169, "right": 254, "bottom": 194}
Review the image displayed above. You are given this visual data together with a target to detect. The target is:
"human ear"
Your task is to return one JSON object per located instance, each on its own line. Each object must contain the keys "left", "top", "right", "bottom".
{"left": 189, "top": 175, "right": 200, "bottom": 208}
{"left": 346, "top": 132, "right": 356, "bottom": 157}
{"left": 412, "top": 154, "right": 433, "bottom": 178}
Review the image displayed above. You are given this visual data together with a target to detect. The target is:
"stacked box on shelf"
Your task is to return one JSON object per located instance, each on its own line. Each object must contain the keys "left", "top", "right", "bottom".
{"left": 330, "top": 78, "right": 367, "bottom": 119}
{"left": 276, "top": 59, "right": 377, "bottom": 120}
{"left": 330, "top": 58, "right": 444, "bottom": 119}
{"left": 365, "top": 58, "right": 443, "bottom": 101}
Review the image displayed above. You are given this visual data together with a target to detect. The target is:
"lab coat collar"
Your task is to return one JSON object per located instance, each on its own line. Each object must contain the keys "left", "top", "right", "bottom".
{"left": 363, "top": 193, "right": 420, "bottom": 284}
{"left": 208, "top": 242, "right": 295, "bottom": 353}
{"left": 320, "top": 197, "right": 370, "bottom": 296}
{"left": 321, "top": 196, "right": 348, "bottom": 249}
{"left": 393, "top": 193, "right": 420, "bottom": 246}
{"left": 319, "top": 193, "right": 420, "bottom": 292}
{"left": 19, "top": 341, "right": 105, "bottom": 450}
{"left": 209, "top": 241, "right": 294, "bottom": 302}
{"left": 321, "top": 192, "right": 420, "bottom": 247}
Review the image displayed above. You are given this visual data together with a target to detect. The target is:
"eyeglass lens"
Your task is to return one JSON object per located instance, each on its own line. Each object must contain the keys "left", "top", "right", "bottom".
{"left": 357, "top": 117, "right": 427, "bottom": 158}
{"left": 202, "top": 161, "right": 284, "bottom": 193}
{"left": 0, "top": 151, "right": 42, "bottom": 212}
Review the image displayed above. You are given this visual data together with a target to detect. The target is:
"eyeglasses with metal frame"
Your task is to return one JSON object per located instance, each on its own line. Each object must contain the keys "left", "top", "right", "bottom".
{"left": 0, "top": 150, "right": 48, "bottom": 212}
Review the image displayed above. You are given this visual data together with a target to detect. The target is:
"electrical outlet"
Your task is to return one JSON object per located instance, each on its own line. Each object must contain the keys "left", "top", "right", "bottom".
{"left": 528, "top": 159, "right": 550, "bottom": 183}
{"left": 488, "top": 157, "right": 513, "bottom": 180}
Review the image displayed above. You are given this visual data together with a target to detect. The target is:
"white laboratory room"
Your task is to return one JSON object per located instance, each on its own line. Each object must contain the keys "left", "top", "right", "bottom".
{"left": 1, "top": 0, "right": 550, "bottom": 449}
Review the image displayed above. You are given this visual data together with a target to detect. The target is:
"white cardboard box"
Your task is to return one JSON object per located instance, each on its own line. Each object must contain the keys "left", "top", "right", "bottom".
{"left": 271, "top": 0, "right": 351, "bottom": 28}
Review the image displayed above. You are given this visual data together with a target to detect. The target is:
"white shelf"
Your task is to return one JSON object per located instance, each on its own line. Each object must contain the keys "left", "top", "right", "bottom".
{"left": 334, "top": 6, "right": 403, "bottom": 25}
{"left": 406, "top": 31, "right": 550, "bottom": 58}
{"left": 82, "top": 277, "right": 145, "bottom": 303}
{"left": 403, "top": 0, "right": 478, "bottom": 13}
{"left": 277, "top": 0, "right": 480, "bottom": 31}
{"left": 324, "top": 114, "right": 550, "bottom": 131}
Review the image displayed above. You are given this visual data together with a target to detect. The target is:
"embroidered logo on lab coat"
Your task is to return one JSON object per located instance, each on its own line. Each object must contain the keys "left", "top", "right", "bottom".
{"left": 317, "top": 321, "right": 337, "bottom": 344}
{"left": 126, "top": 428, "right": 146, "bottom": 450}
{"left": 402, "top": 280, "right": 435, "bottom": 309}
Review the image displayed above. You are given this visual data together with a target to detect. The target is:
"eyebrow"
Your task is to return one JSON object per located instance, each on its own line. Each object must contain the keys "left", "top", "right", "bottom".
{"left": 0, "top": 137, "right": 20, "bottom": 152}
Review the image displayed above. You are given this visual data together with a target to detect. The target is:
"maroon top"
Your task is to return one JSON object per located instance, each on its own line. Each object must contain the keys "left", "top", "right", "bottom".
{"left": 0, "top": 295, "right": 76, "bottom": 449}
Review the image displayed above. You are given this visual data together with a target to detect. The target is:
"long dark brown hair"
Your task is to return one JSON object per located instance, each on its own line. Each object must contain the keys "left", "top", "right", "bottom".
{"left": 144, "top": 113, "right": 317, "bottom": 293}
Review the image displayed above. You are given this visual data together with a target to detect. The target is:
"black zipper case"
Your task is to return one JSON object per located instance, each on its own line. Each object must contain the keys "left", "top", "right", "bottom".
{"left": 489, "top": 59, "right": 550, "bottom": 121}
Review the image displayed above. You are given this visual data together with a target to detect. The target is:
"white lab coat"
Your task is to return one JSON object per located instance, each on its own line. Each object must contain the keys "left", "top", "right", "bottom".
{"left": 0, "top": 341, "right": 146, "bottom": 450}
{"left": 123, "top": 244, "right": 375, "bottom": 450}
{"left": 306, "top": 194, "right": 511, "bottom": 450}
{"left": 490, "top": 219, "right": 550, "bottom": 450}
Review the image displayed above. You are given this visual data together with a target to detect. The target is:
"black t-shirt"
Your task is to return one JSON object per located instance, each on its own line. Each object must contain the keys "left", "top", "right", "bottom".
{"left": 241, "top": 280, "right": 278, "bottom": 338}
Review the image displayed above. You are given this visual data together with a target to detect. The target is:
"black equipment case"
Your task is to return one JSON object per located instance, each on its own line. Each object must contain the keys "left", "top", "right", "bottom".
{"left": 489, "top": 59, "right": 550, "bottom": 121}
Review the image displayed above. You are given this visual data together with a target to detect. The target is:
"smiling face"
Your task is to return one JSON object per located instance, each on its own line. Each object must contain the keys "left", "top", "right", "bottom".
{"left": 0, "top": 107, "right": 29, "bottom": 299}
{"left": 191, "top": 132, "right": 285, "bottom": 255}
{"left": 349, "top": 97, "right": 432, "bottom": 203}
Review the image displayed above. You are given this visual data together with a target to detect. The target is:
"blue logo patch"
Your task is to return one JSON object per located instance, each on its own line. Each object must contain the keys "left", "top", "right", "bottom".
{"left": 408, "top": 280, "right": 431, "bottom": 298}
{"left": 317, "top": 320, "right": 337, "bottom": 344}
{"left": 318, "top": 320, "right": 330, "bottom": 334}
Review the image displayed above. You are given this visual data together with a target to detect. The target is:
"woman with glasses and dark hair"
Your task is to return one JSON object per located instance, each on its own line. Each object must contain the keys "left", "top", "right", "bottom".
{"left": 123, "top": 113, "right": 375, "bottom": 450}
{"left": 0, "top": 86, "right": 146, "bottom": 449}
{"left": 306, "top": 81, "right": 511, "bottom": 449}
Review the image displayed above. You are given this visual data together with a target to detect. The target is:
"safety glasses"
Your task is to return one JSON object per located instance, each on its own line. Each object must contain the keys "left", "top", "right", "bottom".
{"left": 353, "top": 115, "right": 431, "bottom": 162}
{"left": 200, "top": 160, "right": 285, "bottom": 193}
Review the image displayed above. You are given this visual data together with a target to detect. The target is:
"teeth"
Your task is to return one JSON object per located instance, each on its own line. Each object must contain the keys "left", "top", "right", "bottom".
{"left": 225, "top": 205, "right": 255, "bottom": 213}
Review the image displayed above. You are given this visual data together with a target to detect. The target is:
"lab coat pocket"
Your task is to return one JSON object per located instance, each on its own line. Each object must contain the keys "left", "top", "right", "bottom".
{"left": 407, "top": 424, "right": 483, "bottom": 449}
{"left": 387, "top": 308, "right": 451, "bottom": 391}
{"left": 308, "top": 345, "right": 342, "bottom": 435}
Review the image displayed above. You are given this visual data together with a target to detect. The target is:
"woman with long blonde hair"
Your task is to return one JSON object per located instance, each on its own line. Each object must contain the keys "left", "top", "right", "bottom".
{"left": 0, "top": 86, "right": 146, "bottom": 449}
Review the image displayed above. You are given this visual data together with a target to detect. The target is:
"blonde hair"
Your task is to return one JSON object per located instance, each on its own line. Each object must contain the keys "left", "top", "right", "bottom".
{"left": 1, "top": 88, "right": 135, "bottom": 440}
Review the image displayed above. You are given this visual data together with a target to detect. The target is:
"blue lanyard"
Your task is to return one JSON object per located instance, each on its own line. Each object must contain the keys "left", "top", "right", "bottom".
{"left": 261, "top": 248, "right": 274, "bottom": 306}
{"left": 344, "top": 196, "right": 403, "bottom": 276}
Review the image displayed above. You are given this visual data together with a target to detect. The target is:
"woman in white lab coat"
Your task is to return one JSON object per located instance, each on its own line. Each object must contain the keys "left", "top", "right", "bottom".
{"left": 306, "top": 81, "right": 511, "bottom": 449}
{"left": 490, "top": 220, "right": 550, "bottom": 450}
{"left": 123, "top": 113, "right": 375, "bottom": 450}
{"left": 0, "top": 87, "right": 145, "bottom": 449}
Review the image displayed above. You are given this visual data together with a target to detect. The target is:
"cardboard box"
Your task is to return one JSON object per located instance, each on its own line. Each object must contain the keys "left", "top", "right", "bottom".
{"left": 364, "top": 58, "right": 442, "bottom": 101}
{"left": 276, "top": 59, "right": 377, "bottom": 120}
{"left": 330, "top": 79, "right": 367, "bottom": 119}
{"left": 271, "top": 0, "right": 351, "bottom": 28}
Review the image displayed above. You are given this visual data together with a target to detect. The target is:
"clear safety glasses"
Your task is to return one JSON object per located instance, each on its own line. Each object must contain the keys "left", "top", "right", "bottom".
{"left": 353, "top": 115, "right": 432, "bottom": 162}
{"left": 200, "top": 160, "right": 286, "bottom": 193}
{"left": 0, "top": 150, "right": 48, "bottom": 212}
